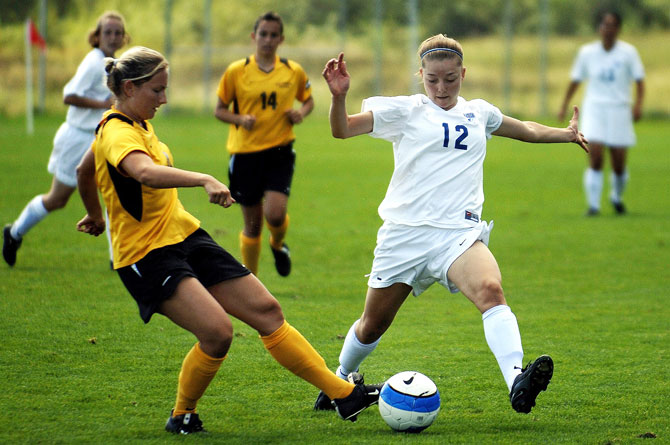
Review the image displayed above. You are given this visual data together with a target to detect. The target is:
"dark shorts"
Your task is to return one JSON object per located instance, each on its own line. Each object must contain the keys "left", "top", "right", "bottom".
{"left": 117, "top": 228, "right": 250, "bottom": 323}
{"left": 228, "top": 142, "right": 296, "bottom": 206}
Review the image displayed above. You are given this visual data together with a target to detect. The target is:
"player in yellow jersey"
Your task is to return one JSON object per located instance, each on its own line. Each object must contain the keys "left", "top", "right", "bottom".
{"left": 215, "top": 11, "right": 314, "bottom": 277}
{"left": 76, "top": 46, "right": 379, "bottom": 434}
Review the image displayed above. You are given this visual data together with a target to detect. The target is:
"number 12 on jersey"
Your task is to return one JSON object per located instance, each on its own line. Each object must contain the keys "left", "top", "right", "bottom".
{"left": 442, "top": 123, "right": 469, "bottom": 150}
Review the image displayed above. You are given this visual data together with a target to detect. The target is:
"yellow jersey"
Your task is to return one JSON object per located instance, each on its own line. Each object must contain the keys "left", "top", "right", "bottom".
{"left": 91, "top": 109, "right": 200, "bottom": 269}
{"left": 216, "top": 55, "right": 312, "bottom": 154}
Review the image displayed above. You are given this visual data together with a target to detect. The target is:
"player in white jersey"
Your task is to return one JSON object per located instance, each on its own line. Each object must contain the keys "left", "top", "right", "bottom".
{"left": 314, "top": 34, "right": 588, "bottom": 415}
{"left": 3, "top": 11, "right": 128, "bottom": 267}
{"left": 559, "top": 11, "right": 645, "bottom": 215}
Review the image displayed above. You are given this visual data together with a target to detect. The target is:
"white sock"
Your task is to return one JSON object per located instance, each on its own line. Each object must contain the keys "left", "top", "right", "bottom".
{"left": 609, "top": 170, "right": 629, "bottom": 204}
{"left": 583, "top": 168, "right": 603, "bottom": 210}
{"left": 482, "top": 305, "right": 524, "bottom": 391}
{"left": 11, "top": 195, "right": 49, "bottom": 239}
{"left": 336, "top": 320, "right": 381, "bottom": 380}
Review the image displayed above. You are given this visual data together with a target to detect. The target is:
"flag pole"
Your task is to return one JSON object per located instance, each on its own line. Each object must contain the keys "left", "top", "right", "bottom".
{"left": 25, "top": 19, "right": 34, "bottom": 135}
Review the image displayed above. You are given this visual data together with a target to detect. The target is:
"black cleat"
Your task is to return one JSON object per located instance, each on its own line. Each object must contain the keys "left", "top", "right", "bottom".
{"left": 585, "top": 207, "right": 600, "bottom": 217}
{"left": 314, "top": 390, "right": 336, "bottom": 411}
{"left": 612, "top": 200, "right": 626, "bottom": 215}
{"left": 332, "top": 373, "right": 383, "bottom": 421}
{"left": 271, "top": 243, "right": 291, "bottom": 277}
{"left": 314, "top": 372, "right": 366, "bottom": 411}
{"left": 165, "top": 411, "right": 206, "bottom": 434}
{"left": 510, "top": 355, "right": 553, "bottom": 414}
{"left": 3, "top": 224, "right": 22, "bottom": 267}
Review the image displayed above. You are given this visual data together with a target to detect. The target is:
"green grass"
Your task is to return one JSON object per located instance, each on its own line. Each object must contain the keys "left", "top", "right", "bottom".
{"left": 1, "top": 113, "right": 668, "bottom": 444}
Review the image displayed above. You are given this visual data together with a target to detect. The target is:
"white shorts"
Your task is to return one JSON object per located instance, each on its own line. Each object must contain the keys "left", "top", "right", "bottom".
{"left": 367, "top": 220, "right": 494, "bottom": 296}
{"left": 47, "top": 122, "right": 95, "bottom": 187}
{"left": 581, "top": 102, "right": 636, "bottom": 148}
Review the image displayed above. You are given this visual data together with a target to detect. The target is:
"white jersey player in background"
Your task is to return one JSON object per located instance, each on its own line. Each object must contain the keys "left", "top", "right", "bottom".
{"left": 3, "top": 11, "right": 128, "bottom": 267}
{"left": 559, "top": 10, "right": 645, "bottom": 216}
{"left": 314, "top": 34, "right": 588, "bottom": 415}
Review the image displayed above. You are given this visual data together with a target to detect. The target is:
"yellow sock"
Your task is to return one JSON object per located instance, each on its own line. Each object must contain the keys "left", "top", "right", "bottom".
{"left": 173, "top": 343, "right": 225, "bottom": 416}
{"left": 239, "top": 231, "right": 261, "bottom": 275}
{"left": 261, "top": 320, "right": 354, "bottom": 400}
{"left": 267, "top": 214, "right": 289, "bottom": 250}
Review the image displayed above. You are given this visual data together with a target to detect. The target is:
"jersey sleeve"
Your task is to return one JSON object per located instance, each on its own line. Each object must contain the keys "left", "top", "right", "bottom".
{"left": 63, "top": 50, "right": 104, "bottom": 98}
{"left": 294, "top": 63, "right": 312, "bottom": 103}
{"left": 470, "top": 99, "right": 503, "bottom": 139}
{"left": 362, "top": 96, "right": 412, "bottom": 142}
{"left": 570, "top": 45, "right": 589, "bottom": 82}
{"left": 216, "top": 63, "right": 238, "bottom": 105}
{"left": 103, "top": 121, "right": 150, "bottom": 171}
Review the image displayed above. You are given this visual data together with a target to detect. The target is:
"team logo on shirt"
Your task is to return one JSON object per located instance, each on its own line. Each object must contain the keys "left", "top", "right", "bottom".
{"left": 465, "top": 210, "right": 479, "bottom": 222}
{"left": 463, "top": 112, "right": 475, "bottom": 122}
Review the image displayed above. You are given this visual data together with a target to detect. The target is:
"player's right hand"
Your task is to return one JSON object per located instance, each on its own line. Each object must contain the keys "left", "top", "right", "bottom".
{"left": 77, "top": 214, "right": 105, "bottom": 236}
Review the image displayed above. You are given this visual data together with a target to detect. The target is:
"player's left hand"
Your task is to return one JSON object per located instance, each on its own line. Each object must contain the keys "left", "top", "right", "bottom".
{"left": 77, "top": 214, "right": 105, "bottom": 236}
{"left": 568, "top": 106, "right": 589, "bottom": 153}
{"left": 285, "top": 109, "right": 303, "bottom": 124}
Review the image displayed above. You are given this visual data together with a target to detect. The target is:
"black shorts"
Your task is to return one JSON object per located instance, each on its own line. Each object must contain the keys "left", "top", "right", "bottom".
{"left": 228, "top": 142, "right": 296, "bottom": 206}
{"left": 117, "top": 228, "right": 250, "bottom": 323}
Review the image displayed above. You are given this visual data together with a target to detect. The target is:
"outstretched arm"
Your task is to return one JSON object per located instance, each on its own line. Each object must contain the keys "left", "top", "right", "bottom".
{"left": 322, "top": 53, "right": 373, "bottom": 139}
{"left": 120, "top": 151, "right": 235, "bottom": 207}
{"left": 493, "top": 106, "right": 589, "bottom": 153}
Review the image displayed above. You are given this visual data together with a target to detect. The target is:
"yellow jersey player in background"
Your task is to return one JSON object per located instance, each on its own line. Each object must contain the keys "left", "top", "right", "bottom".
{"left": 215, "top": 11, "right": 314, "bottom": 277}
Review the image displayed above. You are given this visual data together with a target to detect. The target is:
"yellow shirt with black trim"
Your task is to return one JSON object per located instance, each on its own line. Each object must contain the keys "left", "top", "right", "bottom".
{"left": 92, "top": 109, "right": 200, "bottom": 269}
{"left": 216, "top": 54, "right": 312, "bottom": 154}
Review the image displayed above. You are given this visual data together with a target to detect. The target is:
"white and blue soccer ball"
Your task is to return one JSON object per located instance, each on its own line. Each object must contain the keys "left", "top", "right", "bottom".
{"left": 378, "top": 371, "right": 441, "bottom": 433}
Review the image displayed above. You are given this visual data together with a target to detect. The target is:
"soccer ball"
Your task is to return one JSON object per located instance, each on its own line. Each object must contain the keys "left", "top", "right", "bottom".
{"left": 378, "top": 371, "right": 440, "bottom": 433}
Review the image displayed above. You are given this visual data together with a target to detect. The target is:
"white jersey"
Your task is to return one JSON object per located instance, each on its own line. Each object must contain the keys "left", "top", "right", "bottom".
{"left": 63, "top": 48, "right": 111, "bottom": 130}
{"left": 570, "top": 40, "right": 644, "bottom": 107}
{"left": 363, "top": 94, "right": 503, "bottom": 229}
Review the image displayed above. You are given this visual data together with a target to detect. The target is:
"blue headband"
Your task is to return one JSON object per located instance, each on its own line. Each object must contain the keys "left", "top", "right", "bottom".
{"left": 420, "top": 47, "right": 463, "bottom": 60}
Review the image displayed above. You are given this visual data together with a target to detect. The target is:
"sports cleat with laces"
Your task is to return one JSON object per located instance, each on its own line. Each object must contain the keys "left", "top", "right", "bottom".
{"left": 510, "top": 355, "right": 553, "bottom": 414}
{"left": 271, "top": 243, "right": 291, "bottom": 277}
{"left": 314, "top": 372, "right": 366, "bottom": 411}
{"left": 332, "top": 373, "right": 383, "bottom": 421}
{"left": 165, "top": 411, "right": 206, "bottom": 434}
{"left": 3, "top": 224, "right": 22, "bottom": 267}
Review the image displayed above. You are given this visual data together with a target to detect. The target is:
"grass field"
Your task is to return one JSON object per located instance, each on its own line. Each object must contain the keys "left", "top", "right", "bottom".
{"left": 1, "top": 112, "right": 669, "bottom": 444}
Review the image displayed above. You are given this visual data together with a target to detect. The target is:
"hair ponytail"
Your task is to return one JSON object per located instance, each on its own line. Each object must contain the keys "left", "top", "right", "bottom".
{"left": 105, "top": 47, "right": 168, "bottom": 97}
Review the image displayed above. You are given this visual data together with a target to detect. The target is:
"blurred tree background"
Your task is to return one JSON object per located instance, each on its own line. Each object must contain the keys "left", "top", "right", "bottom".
{"left": 1, "top": 0, "right": 669, "bottom": 117}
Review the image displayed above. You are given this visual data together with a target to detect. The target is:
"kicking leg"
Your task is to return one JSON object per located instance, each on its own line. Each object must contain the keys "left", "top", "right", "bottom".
{"left": 449, "top": 241, "right": 552, "bottom": 413}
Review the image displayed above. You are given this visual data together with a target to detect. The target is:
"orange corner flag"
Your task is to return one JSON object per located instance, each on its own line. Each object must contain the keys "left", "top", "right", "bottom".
{"left": 27, "top": 19, "right": 46, "bottom": 52}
